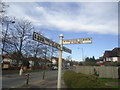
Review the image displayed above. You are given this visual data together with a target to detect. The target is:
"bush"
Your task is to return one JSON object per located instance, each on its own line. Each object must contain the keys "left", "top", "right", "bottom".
{"left": 118, "top": 67, "right": 120, "bottom": 79}
{"left": 63, "top": 70, "right": 76, "bottom": 88}
{"left": 83, "top": 62, "right": 99, "bottom": 66}
{"left": 64, "top": 70, "right": 108, "bottom": 88}
{"left": 104, "top": 62, "right": 120, "bottom": 66}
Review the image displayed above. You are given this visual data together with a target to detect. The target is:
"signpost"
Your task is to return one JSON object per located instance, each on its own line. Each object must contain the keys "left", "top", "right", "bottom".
{"left": 57, "top": 36, "right": 92, "bottom": 89}
{"left": 33, "top": 32, "right": 92, "bottom": 89}
{"left": 63, "top": 38, "right": 92, "bottom": 44}
{"left": 33, "top": 32, "right": 71, "bottom": 53}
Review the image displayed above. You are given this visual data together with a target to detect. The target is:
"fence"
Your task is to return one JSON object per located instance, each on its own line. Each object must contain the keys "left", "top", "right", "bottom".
{"left": 76, "top": 66, "right": 119, "bottom": 79}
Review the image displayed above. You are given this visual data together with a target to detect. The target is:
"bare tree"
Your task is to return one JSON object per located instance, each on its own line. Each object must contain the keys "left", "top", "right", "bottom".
{"left": 0, "top": 0, "right": 8, "bottom": 14}
{"left": 66, "top": 55, "right": 72, "bottom": 61}
{"left": 7, "top": 19, "right": 34, "bottom": 54}
{"left": 41, "top": 45, "right": 52, "bottom": 80}
{"left": 4, "top": 19, "right": 34, "bottom": 66}
{"left": 24, "top": 30, "right": 44, "bottom": 58}
{"left": 0, "top": 1, "right": 11, "bottom": 55}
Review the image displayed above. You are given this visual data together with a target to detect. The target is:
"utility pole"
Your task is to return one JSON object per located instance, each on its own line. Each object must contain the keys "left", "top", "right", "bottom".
{"left": 2, "top": 19, "right": 15, "bottom": 55}
{"left": 78, "top": 47, "right": 84, "bottom": 62}
{"left": 57, "top": 34, "right": 63, "bottom": 89}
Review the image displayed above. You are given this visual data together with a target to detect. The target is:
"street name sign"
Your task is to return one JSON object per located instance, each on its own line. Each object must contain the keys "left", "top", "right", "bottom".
{"left": 33, "top": 32, "right": 72, "bottom": 53}
{"left": 63, "top": 38, "right": 92, "bottom": 44}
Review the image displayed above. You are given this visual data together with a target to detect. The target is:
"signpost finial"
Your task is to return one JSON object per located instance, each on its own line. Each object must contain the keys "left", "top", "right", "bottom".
{"left": 59, "top": 34, "right": 64, "bottom": 38}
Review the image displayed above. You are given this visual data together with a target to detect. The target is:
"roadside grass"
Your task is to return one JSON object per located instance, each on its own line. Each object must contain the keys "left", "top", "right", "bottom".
{"left": 64, "top": 70, "right": 109, "bottom": 88}
{"left": 97, "top": 78, "right": 120, "bottom": 88}
{"left": 98, "top": 78, "right": 120, "bottom": 83}
{"left": 64, "top": 70, "right": 120, "bottom": 88}
{"left": 110, "top": 85, "right": 120, "bottom": 88}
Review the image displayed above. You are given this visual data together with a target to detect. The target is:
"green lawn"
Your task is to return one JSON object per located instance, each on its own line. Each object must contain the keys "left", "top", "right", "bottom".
{"left": 98, "top": 78, "right": 120, "bottom": 88}
{"left": 98, "top": 78, "right": 120, "bottom": 82}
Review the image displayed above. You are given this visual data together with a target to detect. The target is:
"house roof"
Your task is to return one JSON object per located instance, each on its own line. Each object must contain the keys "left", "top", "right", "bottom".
{"left": 2, "top": 54, "right": 52, "bottom": 63}
{"left": 103, "top": 47, "right": 120, "bottom": 58}
{"left": 51, "top": 57, "right": 65, "bottom": 61}
{"left": 23, "top": 57, "right": 52, "bottom": 63}
{"left": 112, "top": 48, "right": 120, "bottom": 56}
{"left": 2, "top": 54, "right": 12, "bottom": 58}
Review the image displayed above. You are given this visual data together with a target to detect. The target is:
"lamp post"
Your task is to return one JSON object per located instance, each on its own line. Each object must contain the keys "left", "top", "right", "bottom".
{"left": 1, "top": 18, "right": 15, "bottom": 55}
{"left": 78, "top": 47, "right": 84, "bottom": 62}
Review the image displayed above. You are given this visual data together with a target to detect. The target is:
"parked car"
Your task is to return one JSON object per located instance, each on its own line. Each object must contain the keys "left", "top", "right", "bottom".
{"left": 52, "top": 66, "right": 58, "bottom": 70}
{"left": 65, "top": 66, "right": 69, "bottom": 69}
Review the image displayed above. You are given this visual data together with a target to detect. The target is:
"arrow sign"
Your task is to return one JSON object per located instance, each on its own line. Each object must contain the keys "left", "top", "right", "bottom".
{"left": 33, "top": 32, "right": 72, "bottom": 53}
{"left": 63, "top": 38, "right": 92, "bottom": 44}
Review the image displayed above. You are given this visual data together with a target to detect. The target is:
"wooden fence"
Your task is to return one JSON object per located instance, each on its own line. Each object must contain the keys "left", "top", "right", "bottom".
{"left": 76, "top": 66, "right": 119, "bottom": 79}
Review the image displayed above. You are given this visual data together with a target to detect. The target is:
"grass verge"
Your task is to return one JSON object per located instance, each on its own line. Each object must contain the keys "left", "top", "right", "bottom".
{"left": 63, "top": 70, "right": 120, "bottom": 88}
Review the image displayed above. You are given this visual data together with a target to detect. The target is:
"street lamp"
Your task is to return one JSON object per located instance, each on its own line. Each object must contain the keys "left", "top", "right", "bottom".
{"left": 1, "top": 17, "right": 15, "bottom": 55}
{"left": 78, "top": 47, "right": 84, "bottom": 62}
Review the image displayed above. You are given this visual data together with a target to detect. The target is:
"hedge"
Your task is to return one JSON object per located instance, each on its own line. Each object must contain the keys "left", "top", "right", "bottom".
{"left": 64, "top": 70, "right": 76, "bottom": 88}
{"left": 63, "top": 70, "right": 109, "bottom": 88}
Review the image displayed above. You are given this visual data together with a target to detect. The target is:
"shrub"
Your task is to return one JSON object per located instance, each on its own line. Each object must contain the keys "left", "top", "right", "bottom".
{"left": 63, "top": 70, "right": 76, "bottom": 88}
{"left": 104, "top": 62, "right": 120, "bottom": 66}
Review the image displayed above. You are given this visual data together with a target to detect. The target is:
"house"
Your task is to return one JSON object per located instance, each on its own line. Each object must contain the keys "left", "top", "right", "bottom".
{"left": 103, "top": 48, "right": 120, "bottom": 62}
{"left": 38, "top": 58, "right": 52, "bottom": 67}
{"left": 50, "top": 57, "right": 67, "bottom": 68}
{"left": 1, "top": 54, "right": 52, "bottom": 70}
{"left": 72, "top": 60, "right": 79, "bottom": 66}
{"left": 1, "top": 54, "right": 17, "bottom": 69}
{"left": 97, "top": 48, "right": 120, "bottom": 65}
{"left": 50, "top": 57, "right": 58, "bottom": 65}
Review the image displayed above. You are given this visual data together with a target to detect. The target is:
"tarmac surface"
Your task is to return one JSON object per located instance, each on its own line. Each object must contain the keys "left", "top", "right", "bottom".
{"left": 20, "top": 72, "right": 67, "bottom": 88}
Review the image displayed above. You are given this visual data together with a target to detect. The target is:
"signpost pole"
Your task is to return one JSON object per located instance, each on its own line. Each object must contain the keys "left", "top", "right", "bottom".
{"left": 57, "top": 34, "right": 63, "bottom": 89}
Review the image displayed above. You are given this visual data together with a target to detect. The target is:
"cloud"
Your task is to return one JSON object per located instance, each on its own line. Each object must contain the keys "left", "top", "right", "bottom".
{"left": 7, "top": 2, "right": 118, "bottom": 34}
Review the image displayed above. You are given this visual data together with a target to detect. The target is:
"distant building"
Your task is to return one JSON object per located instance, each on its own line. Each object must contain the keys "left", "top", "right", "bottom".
{"left": 50, "top": 57, "right": 68, "bottom": 68}
{"left": 50, "top": 57, "right": 58, "bottom": 65}
{"left": 1, "top": 54, "right": 52, "bottom": 70}
{"left": 1, "top": 54, "right": 17, "bottom": 69}
{"left": 103, "top": 48, "right": 120, "bottom": 62}
{"left": 97, "top": 47, "right": 120, "bottom": 65}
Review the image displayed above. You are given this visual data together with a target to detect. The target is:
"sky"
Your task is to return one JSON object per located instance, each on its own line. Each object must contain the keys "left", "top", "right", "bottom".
{"left": 4, "top": 1, "right": 118, "bottom": 61}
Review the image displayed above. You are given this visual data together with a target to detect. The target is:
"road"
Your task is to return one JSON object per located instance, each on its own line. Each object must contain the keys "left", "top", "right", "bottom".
{"left": 2, "top": 70, "right": 66, "bottom": 88}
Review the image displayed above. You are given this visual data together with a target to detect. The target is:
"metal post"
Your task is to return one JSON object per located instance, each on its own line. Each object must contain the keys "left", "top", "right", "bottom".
{"left": 57, "top": 34, "right": 63, "bottom": 89}
{"left": 1, "top": 19, "right": 15, "bottom": 55}
{"left": 25, "top": 74, "right": 29, "bottom": 85}
{"left": 78, "top": 48, "right": 84, "bottom": 62}
{"left": 2, "top": 22, "right": 9, "bottom": 55}
{"left": 81, "top": 48, "right": 84, "bottom": 61}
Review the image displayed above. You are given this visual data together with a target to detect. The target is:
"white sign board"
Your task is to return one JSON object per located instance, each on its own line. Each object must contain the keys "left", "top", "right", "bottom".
{"left": 33, "top": 32, "right": 72, "bottom": 53}
{"left": 63, "top": 38, "right": 92, "bottom": 44}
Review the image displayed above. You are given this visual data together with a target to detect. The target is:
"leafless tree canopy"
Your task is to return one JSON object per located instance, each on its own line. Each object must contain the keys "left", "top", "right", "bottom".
{"left": 1, "top": 1, "right": 59, "bottom": 68}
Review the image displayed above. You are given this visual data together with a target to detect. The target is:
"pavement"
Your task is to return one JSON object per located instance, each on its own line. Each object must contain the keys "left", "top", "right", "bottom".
{"left": 2, "top": 68, "right": 76, "bottom": 89}
{"left": 19, "top": 72, "right": 67, "bottom": 88}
